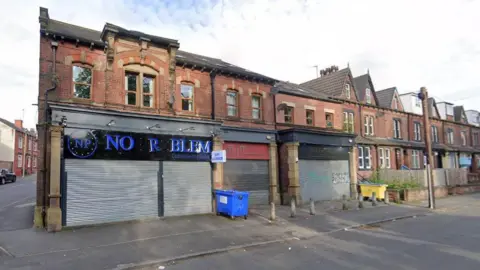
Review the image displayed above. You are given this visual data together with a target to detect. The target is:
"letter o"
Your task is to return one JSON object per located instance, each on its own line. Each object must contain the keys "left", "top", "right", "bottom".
{"left": 120, "top": 136, "right": 135, "bottom": 151}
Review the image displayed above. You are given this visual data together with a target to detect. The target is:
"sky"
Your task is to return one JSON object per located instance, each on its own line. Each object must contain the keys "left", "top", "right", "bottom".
{"left": 1, "top": 0, "right": 479, "bottom": 129}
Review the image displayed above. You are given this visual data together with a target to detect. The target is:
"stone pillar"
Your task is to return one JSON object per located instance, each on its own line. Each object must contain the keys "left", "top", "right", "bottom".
{"left": 349, "top": 146, "right": 358, "bottom": 199}
{"left": 34, "top": 124, "right": 46, "bottom": 228}
{"left": 211, "top": 137, "right": 223, "bottom": 212}
{"left": 442, "top": 152, "right": 450, "bottom": 168}
{"left": 286, "top": 142, "right": 300, "bottom": 204}
{"left": 46, "top": 126, "right": 63, "bottom": 232}
{"left": 268, "top": 142, "right": 279, "bottom": 204}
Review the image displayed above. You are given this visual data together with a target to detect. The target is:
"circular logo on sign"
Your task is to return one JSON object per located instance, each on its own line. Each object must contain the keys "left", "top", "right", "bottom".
{"left": 67, "top": 130, "right": 98, "bottom": 158}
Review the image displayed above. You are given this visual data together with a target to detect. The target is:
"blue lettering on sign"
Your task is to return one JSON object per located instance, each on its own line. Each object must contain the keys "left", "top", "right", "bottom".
{"left": 74, "top": 139, "right": 91, "bottom": 149}
{"left": 171, "top": 138, "right": 211, "bottom": 153}
{"left": 106, "top": 134, "right": 135, "bottom": 151}
{"left": 148, "top": 138, "right": 161, "bottom": 152}
{"left": 171, "top": 138, "right": 185, "bottom": 152}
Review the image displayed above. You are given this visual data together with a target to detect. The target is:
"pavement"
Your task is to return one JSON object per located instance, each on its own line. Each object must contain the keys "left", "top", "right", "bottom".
{"left": 0, "top": 179, "right": 478, "bottom": 270}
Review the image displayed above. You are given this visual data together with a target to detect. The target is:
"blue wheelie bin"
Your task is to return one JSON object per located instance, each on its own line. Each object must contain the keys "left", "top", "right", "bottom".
{"left": 215, "top": 190, "right": 249, "bottom": 219}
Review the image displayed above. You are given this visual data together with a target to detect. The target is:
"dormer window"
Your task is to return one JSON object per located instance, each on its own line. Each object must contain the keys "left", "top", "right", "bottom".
{"left": 344, "top": 84, "right": 351, "bottom": 99}
{"left": 415, "top": 97, "right": 421, "bottom": 107}
{"left": 365, "top": 88, "right": 371, "bottom": 104}
{"left": 393, "top": 96, "right": 399, "bottom": 110}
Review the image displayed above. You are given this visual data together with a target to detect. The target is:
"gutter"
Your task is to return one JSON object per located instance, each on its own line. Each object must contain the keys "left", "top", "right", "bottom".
{"left": 210, "top": 71, "right": 216, "bottom": 120}
{"left": 42, "top": 41, "right": 58, "bottom": 228}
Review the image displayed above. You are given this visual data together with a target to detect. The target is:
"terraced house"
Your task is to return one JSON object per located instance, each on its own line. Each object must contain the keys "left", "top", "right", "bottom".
{"left": 36, "top": 7, "right": 480, "bottom": 232}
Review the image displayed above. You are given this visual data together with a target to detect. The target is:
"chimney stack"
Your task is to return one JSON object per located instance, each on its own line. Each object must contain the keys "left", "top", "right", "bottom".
{"left": 39, "top": 7, "right": 50, "bottom": 30}
{"left": 14, "top": 120, "right": 23, "bottom": 129}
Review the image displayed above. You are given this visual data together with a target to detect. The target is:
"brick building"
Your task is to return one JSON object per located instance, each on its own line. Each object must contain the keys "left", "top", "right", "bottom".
{"left": 0, "top": 118, "right": 38, "bottom": 177}
{"left": 36, "top": 7, "right": 480, "bottom": 231}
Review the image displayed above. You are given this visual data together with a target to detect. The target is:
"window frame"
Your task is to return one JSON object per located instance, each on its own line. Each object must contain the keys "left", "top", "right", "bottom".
{"left": 414, "top": 122, "right": 421, "bottom": 141}
{"left": 325, "top": 112, "right": 334, "bottom": 128}
{"left": 412, "top": 150, "right": 420, "bottom": 169}
{"left": 226, "top": 90, "right": 239, "bottom": 117}
{"left": 358, "top": 146, "right": 371, "bottom": 170}
{"left": 180, "top": 83, "right": 195, "bottom": 112}
{"left": 473, "top": 132, "right": 479, "bottom": 146}
{"left": 124, "top": 70, "right": 156, "bottom": 108}
{"left": 72, "top": 65, "right": 93, "bottom": 99}
{"left": 18, "top": 136, "right": 23, "bottom": 149}
{"left": 251, "top": 94, "right": 262, "bottom": 120}
{"left": 447, "top": 129, "right": 454, "bottom": 144}
{"left": 358, "top": 146, "right": 364, "bottom": 169}
{"left": 365, "top": 88, "right": 371, "bottom": 104}
{"left": 363, "top": 115, "right": 374, "bottom": 135}
{"left": 385, "top": 148, "right": 391, "bottom": 168}
{"left": 393, "top": 119, "right": 401, "bottom": 139}
{"left": 306, "top": 109, "right": 314, "bottom": 126}
{"left": 379, "top": 148, "right": 385, "bottom": 168}
{"left": 431, "top": 126, "right": 439, "bottom": 143}
{"left": 284, "top": 106, "right": 294, "bottom": 123}
{"left": 17, "top": 155, "right": 22, "bottom": 168}
{"left": 344, "top": 84, "right": 351, "bottom": 99}
{"left": 415, "top": 97, "right": 421, "bottom": 107}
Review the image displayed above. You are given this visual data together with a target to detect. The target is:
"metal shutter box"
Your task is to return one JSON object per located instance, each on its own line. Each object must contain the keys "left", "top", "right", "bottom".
{"left": 163, "top": 161, "right": 212, "bottom": 217}
{"left": 65, "top": 159, "right": 160, "bottom": 227}
{"left": 299, "top": 160, "right": 350, "bottom": 202}
{"left": 223, "top": 160, "right": 269, "bottom": 205}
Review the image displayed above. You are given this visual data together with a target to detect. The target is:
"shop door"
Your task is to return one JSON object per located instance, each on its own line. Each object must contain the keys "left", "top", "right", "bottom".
{"left": 299, "top": 160, "right": 350, "bottom": 202}
{"left": 65, "top": 159, "right": 160, "bottom": 227}
{"left": 223, "top": 160, "right": 269, "bottom": 205}
{"left": 163, "top": 161, "right": 212, "bottom": 216}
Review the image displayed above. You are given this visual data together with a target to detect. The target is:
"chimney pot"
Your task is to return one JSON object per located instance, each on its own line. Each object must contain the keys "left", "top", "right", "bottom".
{"left": 14, "top": 120, "right": 23, "bottom": 129}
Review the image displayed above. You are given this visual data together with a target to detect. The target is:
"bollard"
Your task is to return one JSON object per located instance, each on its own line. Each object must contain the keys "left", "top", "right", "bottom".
{"left": 269, "top": 202, "right": 276, "bottom": 221}
{"left": 342, "top": 194, "right": 348, "bottom": 210}
{"left": 309, "top": 198, "right": 316, "bottom": 215}
{"left": 358, "top": 193, "right": 364, "bottom": 209}
{"left": 371, "top": 192, "right": 377, "bottom": 206}
{"left": 290, "top": 197, "right": 296, "bottom": 218}
{"left": 384, "top": 190, "right": 390, "bottom": 204}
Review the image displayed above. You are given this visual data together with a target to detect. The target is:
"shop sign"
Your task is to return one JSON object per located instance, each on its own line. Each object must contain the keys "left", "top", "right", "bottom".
{"left": 211, "top": 150, "right": 227, "bottom": 163}
{"left": 64, "top": 128, "right": 212, "bottom": 161}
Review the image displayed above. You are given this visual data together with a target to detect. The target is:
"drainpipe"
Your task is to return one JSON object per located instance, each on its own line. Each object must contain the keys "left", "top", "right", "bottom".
{"left": 210, "top": 71, "right": 216, "bottom": 120}
{"left": 42, "top": 41, "right": 58, "bottom": 228}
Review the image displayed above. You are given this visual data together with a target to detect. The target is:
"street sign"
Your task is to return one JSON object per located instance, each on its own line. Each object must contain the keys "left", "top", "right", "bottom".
{"left": 211, "top": 150, "right": 227, "bottom": 163}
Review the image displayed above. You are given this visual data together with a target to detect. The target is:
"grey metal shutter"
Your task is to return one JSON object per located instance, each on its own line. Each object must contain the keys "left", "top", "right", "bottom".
{"left": 299, "top": 160, "right": 350, "bottom": 202}
{"left": 223, "top": 160, "right": 269, "bottom": 205}
{"left": 65, "top": 159, "right": 159, "bottom": 227}
{"left": 163, "top": 161, "right": 212, "bottom": 217}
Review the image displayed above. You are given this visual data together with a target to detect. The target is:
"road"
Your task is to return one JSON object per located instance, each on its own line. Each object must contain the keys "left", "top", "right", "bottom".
{"left": 0, "top": 174, "right": 36, "bottom": 232}
{"left": 144, "top": 195, "right": 480, "bottom": 270}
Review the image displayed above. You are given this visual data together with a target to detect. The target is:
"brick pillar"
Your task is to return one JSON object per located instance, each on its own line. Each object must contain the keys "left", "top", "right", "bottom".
{"left": 46, "top": 126, "right": 63, "bottom": 232}
{"left": 286, "top": 142, "right": 300, "bottom": 204}
{"left": 349, "top": 146, "right": 358, "bottom": 199}
{"left": 211, "top": 136, "right": 223, "bottom": 212}
{"left": 268, "top": 142, "right": 279, "bottom": 204}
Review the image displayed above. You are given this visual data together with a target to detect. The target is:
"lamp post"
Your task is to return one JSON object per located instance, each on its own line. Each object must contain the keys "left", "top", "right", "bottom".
{"left": 418, "top": 87, "right": 435, "bottom": 209}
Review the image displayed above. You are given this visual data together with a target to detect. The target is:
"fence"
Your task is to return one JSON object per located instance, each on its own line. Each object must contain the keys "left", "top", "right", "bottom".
{"left": 377, "top": 168, "right": 468, "bottom": 187}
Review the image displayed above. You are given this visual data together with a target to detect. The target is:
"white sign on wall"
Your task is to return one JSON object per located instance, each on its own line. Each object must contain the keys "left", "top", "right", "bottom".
{"left": 211, "top": 150, "right": 227, "bottom": 163}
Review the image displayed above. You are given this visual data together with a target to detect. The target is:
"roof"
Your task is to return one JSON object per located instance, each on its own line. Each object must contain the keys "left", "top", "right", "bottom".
{"left": 353, "top": 73, "right": 379, "bottom": 104}
{"left": 428, "top": 98, "right": 441, "bottom": 118}
{"left": 376, "top": 87, "right": 396, "bottom": 108}
{"left": 0, "top": 118, "right": 36, "bottom": 136}
{"left": 271, "top": 81, "right": 339, "bottom": 103}
{"left": 39, "top": 7, "right": 276, "bottom": 83}
{"left": 299, "top": 68, "right": 353, "bottom": 98}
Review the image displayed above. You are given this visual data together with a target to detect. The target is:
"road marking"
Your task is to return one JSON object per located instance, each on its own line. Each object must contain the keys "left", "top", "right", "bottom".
{"left": 0, "top": 196, "right": 35, "bottom": 211}
{"left": 15, "top": 202, "right": 35, "bottom": 208}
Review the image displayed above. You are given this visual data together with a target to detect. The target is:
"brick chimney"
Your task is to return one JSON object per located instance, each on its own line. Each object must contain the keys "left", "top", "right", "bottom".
{"left": 14, "top": 120, "right": 23, "bottom": 129}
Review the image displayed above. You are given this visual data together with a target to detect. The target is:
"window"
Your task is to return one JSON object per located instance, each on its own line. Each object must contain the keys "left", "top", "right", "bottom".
{"left": 251, "top": 95, "right": 261, "bottom": 120}
{"left": 431, "top": 126, "right": 439, "bottom": 143}
{"left": 17, "top": 155, "right": 22, "bottom": 168}
{"left": 325, "top": 113, "right": 334, "bottom": 128}
{"left": 412, "top": 150, "right": 421, "bottom": 169}
{"left": 447, "top": 129, "right": 454, "bottom": 144}
{"left": 125, "top": 72, "right": 155, "bottom": 107}
{"left": 226, "top": 90, "right": 238, "bottom": 117}
{"left": 414, "top": 122, "right": 421, "bottom": 141}
{"left": 473, "top": 133, "right": 479, "bottom": 146}
{"left": 27, "top": 156, "right": 31, "bottom": 168}
{"left": 415, "top": 97, "right": 421, "bottom": 107}
{"left": 393, "top": 97, "right": 399, "bottom": 110}
{"left": 34, "top": 142, "right": 37, "bottom": 151}
{"left": 358, "top": 146, "right": 371, "bottom": 169}
{"left": 18, "top": 136, "right": 23, "bottom": 149}
{"left": 284, "top": 106, "right": 294, "bottom": 123}
{"left": 306, "top": 110, "right": 314, "bottom": 126}
{"left": 33, "top": 157, "right": 37, "bottom": 168}
{"left": 344, "top": 84, "right": 351, "bottom": 99}
{"left": 28, "top": 139, "right": 32, "bottom": 151}
{"left": 365, "top": 89, "right": 371, "bottom": 104}
{"left": 461, "top": 131, "right": 467, "bottom": 146}
{"left": 393, "top": 119, "right": 401, "bottom": 139}
{"left": 343, "top": 112, "right": 354, "bottom": 133}
{"left": 181, "top": 84, "right": 194, "bottom": 111}
{"left": 72, "top": 66, "right": 92, "bottom": 99}
{"left": 378, "top": 148, "right": 392, "bottom": 169}
{"left": 364, "top": 115, "right": 374, "bottom": 135}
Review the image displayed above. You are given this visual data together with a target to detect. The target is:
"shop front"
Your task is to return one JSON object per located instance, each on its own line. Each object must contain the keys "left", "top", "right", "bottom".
{"left": 277, "top": 128, "right": 355, "bottom": 205}
{"left": 221, "top": 127, "right": 277, "bottom": 205}
{"left": 50, "top": 105, "right": 221, "bottom": 228}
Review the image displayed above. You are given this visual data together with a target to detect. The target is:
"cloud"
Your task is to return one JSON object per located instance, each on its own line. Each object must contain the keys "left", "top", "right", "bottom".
{"left": 1, "top": 0, "right": 480, "bottom": 129}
